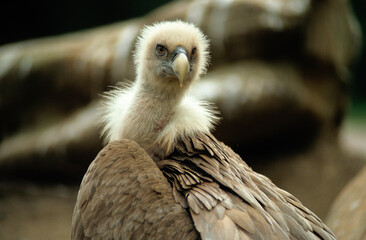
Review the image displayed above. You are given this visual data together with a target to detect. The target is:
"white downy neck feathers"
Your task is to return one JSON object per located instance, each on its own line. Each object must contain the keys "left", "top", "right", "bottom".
{"left": 100, "top": 85, "right": 218, "bottom": 150}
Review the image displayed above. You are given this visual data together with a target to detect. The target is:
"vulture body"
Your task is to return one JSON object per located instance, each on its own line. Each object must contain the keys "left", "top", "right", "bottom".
{"left": 72, "top": 21, "right": 335, "bottom": 240}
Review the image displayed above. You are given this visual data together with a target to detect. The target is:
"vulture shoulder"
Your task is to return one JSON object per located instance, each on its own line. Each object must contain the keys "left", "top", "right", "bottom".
{"left": 71, "top": 139, "right": 198, "bottom": 240}
{"left": 158, "top": 132, "right": 336, "bottom": 240}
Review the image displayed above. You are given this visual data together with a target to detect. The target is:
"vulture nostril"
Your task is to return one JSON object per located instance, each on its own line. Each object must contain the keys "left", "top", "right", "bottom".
{"left": 172, "top": 46, "right": 188, "bottom": 61}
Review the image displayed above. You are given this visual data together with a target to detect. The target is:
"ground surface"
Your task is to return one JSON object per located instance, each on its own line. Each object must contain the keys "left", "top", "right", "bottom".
{"left": 0, "top": 184, "right": 78, "bottom": 240}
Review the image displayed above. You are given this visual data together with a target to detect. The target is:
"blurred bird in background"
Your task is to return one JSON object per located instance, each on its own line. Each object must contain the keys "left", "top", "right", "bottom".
{"left": 0, "top": 0, "right": 365, "bottom": 239}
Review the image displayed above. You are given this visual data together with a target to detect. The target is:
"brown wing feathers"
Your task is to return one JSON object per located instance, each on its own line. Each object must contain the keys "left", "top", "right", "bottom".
{"left": 158, "top": 132, "right": 335, "bottom": 240}
{"left": 74, "top": 134, "right": 335, "bottom": 239}
{"left": 72, "top": 139, "right": 198, "bottom": 240}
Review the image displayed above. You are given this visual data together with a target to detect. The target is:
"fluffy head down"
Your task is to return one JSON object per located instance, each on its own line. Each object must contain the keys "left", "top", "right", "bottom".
{"left": 134, "top": 20, "right": 210, "bottom": 87}
{"left": 101, "top": 21, "right": 218, "bottom": 153}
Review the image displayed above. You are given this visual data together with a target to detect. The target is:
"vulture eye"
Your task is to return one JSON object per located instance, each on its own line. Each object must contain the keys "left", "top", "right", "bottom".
{"left": 155, "top": 44, "right": 167, "bottom": 56}
{"left": 191, "top": 47, "right": 197, "bottom": 57}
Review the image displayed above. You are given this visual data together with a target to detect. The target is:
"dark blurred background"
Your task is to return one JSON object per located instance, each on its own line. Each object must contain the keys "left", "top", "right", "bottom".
{"left": 349, "top": 0, "right": 366, "bottom": 128}
{"left": 1, "top": 0, "right": 365, "bottom": 102}
{"left": 1, "top": 0, "right": 170, "bottom": 44}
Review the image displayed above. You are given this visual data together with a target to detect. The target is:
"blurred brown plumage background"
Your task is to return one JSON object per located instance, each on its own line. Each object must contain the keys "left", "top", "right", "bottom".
{"left": 0, "top": 0, "right": 365, "bottom": 239}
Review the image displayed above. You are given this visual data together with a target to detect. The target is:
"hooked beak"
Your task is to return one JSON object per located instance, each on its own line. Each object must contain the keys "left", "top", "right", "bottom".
{"left": 171, "top": 47, "right": 190, "bottom": 87}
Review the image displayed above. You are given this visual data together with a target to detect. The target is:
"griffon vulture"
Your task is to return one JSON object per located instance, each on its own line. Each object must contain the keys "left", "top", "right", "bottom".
{"left": 72, "top": 21, "right": 335, "bottom": 240}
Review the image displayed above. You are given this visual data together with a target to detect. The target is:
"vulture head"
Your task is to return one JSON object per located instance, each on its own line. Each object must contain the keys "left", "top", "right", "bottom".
{"left": 134, "top": 21, "right": 210, "bottom": 92}
{"left": 101, "top": 21, "right": 217, "bottom": 153}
